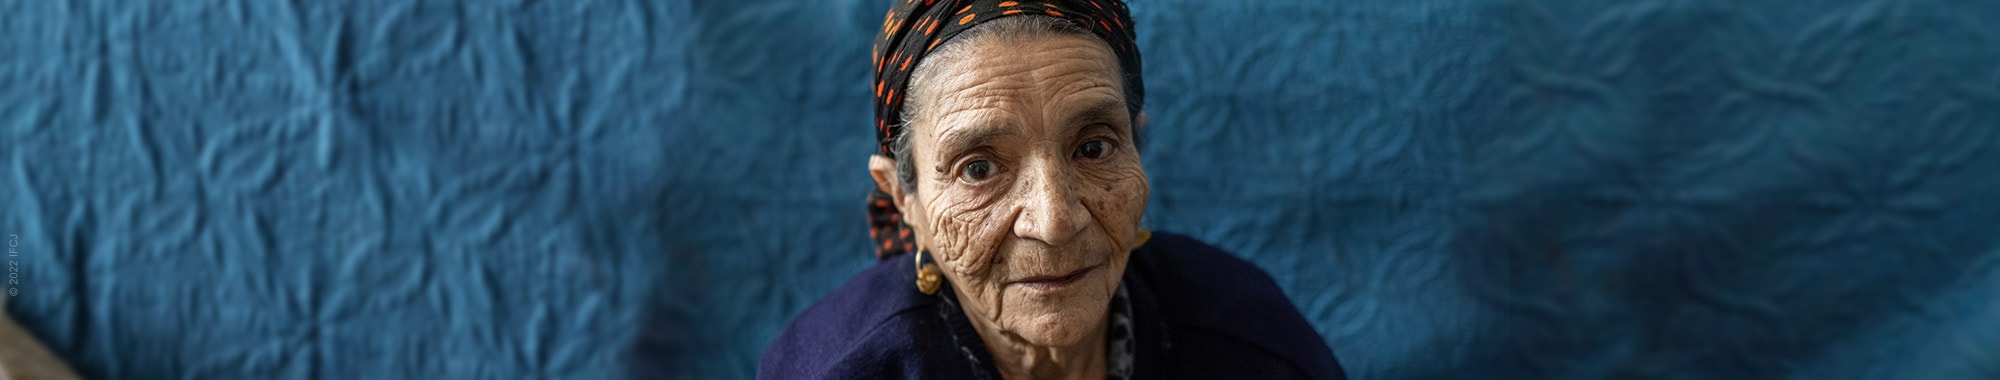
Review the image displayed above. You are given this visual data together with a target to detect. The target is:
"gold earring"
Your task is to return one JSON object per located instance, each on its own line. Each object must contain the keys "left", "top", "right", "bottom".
{"left": 1135, "top": 228, "right": 1152, "bottom": 247}
{"left": 914, "top": 250, "right": 943, "bottom": 295}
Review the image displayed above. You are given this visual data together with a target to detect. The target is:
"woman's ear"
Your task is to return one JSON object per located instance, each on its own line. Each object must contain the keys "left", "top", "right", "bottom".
{"left": 1134, "top": 111, "right": 1149, "bottom": 149}
{"left": 868, "top": 154, "right": 905, "bottom": 207}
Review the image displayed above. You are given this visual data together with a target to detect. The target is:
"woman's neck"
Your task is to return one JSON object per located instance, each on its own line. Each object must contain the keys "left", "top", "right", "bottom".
{"left": 969, "top": 313, "right": 1109, "bottom": 380}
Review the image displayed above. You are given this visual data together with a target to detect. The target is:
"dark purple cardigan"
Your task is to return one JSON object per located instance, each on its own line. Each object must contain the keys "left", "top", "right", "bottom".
{"left": 758, "top": 232, "right": 1346, "bottom": 379}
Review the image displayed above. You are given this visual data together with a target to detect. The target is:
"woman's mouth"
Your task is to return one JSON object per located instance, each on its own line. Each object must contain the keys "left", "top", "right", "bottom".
{"left": 1010, "top": 266, "right": 1097, "bottom": 292}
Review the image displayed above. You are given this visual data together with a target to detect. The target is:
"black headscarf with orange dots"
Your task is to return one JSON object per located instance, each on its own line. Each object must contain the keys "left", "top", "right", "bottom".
{"left": 867, "top": 0, "right": 1144, "bottom": 260}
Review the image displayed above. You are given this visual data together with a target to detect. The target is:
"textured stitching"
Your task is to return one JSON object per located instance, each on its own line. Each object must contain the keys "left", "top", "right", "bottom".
{"left": 1, "top": 0, "right": 1997, "bottom": 379}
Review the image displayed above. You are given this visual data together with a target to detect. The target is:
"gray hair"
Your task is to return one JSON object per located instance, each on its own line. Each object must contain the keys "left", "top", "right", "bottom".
{"left": 891, "top": 16, "right": 1096, "bottom": 193}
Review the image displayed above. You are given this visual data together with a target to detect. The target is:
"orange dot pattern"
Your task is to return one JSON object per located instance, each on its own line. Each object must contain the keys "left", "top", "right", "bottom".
{"left": 867, "top": 0, "right": 1144, "bottom": 260}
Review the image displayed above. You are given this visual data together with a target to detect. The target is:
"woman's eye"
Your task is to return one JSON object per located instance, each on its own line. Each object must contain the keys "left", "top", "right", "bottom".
{"left": 1077, "top": 140, "right": 1110, "bottom": 159}
{"left": 962, "top": 160, "right": 994, "bottom": 182}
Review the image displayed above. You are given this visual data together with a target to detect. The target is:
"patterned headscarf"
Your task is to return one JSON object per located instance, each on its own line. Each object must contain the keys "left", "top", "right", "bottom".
{"left": 867, "top": 0, "right": 1145, "bottom": 259}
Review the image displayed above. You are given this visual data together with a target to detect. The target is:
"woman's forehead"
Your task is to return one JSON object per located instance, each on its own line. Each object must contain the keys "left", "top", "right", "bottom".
{"left": 916, "top": 34, "right": 1126, "bottom": 137}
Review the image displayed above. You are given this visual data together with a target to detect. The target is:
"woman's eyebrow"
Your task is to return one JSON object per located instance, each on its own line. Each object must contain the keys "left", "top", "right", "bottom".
{"left": 1062, "top": 100, "right": 1128, "bottom": 132}
{"left": 936, "top": 125, "right": 1017, "bottom": 156}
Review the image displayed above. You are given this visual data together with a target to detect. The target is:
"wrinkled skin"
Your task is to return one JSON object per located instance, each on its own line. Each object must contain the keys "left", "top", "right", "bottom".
{"left": 868, "top": 32, "right": 1149, "bottom": 380}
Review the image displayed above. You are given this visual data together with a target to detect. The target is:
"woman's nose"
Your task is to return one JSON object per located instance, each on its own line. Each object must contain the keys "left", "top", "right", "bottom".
{"left": 1012, "top": 158, "right": 1091, "bottom": 246}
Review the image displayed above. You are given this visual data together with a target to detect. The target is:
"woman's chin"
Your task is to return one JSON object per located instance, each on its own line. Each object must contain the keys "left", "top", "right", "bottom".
{"left": 1008, "top": 308, "right": 1105, "bottom": 348}
{"left": 1000, "top": 276, "right": 1115, "bottom": 348}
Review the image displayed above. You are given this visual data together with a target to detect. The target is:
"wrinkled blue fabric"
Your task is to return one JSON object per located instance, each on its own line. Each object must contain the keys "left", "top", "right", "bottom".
{"left": 1, "top": 0, "right": 1996, "bottom": 379}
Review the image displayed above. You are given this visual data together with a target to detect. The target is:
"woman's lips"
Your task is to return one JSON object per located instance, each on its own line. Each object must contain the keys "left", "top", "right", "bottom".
{"left": 1010, "top": 266, "right": 1097, "bottom": 292}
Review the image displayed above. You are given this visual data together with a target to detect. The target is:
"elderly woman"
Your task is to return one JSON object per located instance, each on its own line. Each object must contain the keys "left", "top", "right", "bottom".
{"left": 761, "top": 1, "right": 1344, "bottom": 378}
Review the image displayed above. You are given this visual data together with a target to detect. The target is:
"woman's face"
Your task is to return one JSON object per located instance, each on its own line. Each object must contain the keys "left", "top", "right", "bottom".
{"left": 888, "top": 32, "right": 1149, "bottom": 349}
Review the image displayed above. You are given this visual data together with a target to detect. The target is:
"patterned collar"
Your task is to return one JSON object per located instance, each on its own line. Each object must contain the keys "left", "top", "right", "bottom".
{"left": 934, "top": 282, "right": 1137, "bottom": 379}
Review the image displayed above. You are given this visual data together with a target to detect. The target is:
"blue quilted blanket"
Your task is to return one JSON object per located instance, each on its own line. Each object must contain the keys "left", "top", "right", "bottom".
{"left": 2, "top": 0, "right": 1996, "bottom": 378}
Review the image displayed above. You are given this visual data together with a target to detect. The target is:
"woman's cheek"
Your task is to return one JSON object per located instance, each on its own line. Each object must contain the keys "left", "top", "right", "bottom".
{"left": 924, "top": 191, "right": 1005, "bottom": 280}
{"left": 921, "top": 191, "right": 1014, "bottom": 325}
{"left": 1090, "top": 164, "right": 1150, "bottom": 250}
